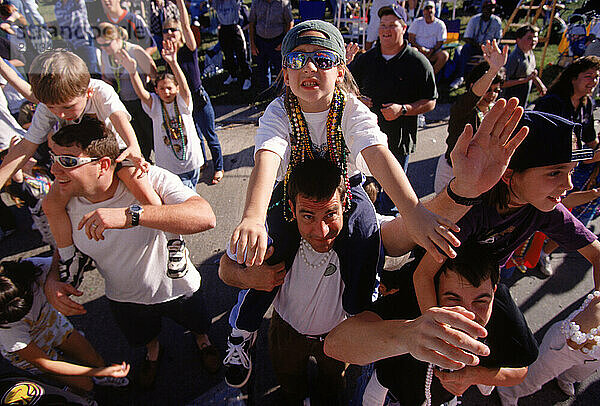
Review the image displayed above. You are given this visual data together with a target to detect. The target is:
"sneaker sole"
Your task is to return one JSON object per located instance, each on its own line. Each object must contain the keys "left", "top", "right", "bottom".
{"left": 167, "top": 268, "right": 188, "bottom": 279}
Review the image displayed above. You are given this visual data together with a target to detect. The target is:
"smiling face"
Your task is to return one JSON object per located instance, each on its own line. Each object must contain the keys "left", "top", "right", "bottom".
{"left": 571, "top": 68, "right": 600, "bottom": 99}
{"left": 46, "top": 93, "right": 89, "bottom": 121}
{"left": 162, "top": 21, "right": 183, "bottom": 48}
{"left": 283, "top": 32, "right": 344, "bottom": 113}
{"left": 96, "top": 37, "right": 122, "bottom": 56}
{"left": 378, "top": 15, "right": 405, "bottom": 49}
{"left": 156, "top": 77, "right": 179, "bottom": 103}
{"left": 438, "top": 269, "right": 495, "bottom": 327}
{"left": 482, "top": 82, "right": 501, "bottom": 105}
{"left": 290, "top": 191, "right": 344, "bottom": 253}
{"left": 423, "top": 5, "right": 435, "bottom": 22}
{"left": 506, "top": 162, "right": 577, "bottom": 212}
{"left": 49, "top": 141, "right": 102, "bottom": 197}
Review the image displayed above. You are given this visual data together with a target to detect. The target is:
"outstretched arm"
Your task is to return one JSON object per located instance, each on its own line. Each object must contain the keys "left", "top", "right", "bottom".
{"left": 116, "top": 49, "right": 152, "bottom": 108}
{"left": 175, "top": 0, "right": 196, "bottom": 51}
{"left": 0, "top": 58, "right": 36, "bottom": 102}
{"left": 162, "top": 40, "right": 191, "bottom": 106}
{"left": 324, "top": 307, "right": 489, "bottom": 369}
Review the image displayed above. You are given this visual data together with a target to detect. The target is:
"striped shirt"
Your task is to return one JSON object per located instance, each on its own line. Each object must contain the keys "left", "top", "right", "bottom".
{"left": 54, "top": 0, "right": 93, "bottom": 48}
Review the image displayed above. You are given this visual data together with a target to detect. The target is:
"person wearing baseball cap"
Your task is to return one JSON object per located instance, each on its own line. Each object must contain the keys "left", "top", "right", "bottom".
{"left": 412, "top": 108, "right": 600, "bottom": 317}
{"left": 407, "top": 0, "right": 450, "bottom": 74}
{"left": 450, "top": 0, "right": 503, "bottom": 89}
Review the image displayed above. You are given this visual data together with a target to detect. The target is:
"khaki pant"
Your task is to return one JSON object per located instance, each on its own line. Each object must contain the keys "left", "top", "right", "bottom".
{"left": 268, "top": 311, "right": 346, "bottom": 405}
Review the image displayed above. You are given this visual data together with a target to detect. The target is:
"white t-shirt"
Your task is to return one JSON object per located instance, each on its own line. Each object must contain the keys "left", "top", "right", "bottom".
{"left": 66, "top": 166, "right": 201, "bottom": 304}
{"left": 226, "top": 240, "right": 346, "bottom": 335}
{"left": 0, "top": 86, "right": 26, "bottom": 152}
{"left": 255, "top": 92, "right": 387, "bottom": 181}
{"left": 408, "top": 17, "right": 447, "bottom": 49}
{"left": 0, "top": 257, "right": 73, "bottom": 358}
{"left": 142, "top": 93, "right": 204, "bottom": 175}
{"left": 24, "top": 79, "right": 129, "bottom": 148}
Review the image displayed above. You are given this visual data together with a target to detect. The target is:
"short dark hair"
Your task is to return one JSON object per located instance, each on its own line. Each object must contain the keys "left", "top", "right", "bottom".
{"left": 155, "top": 72, "right": 178, "bottom": 88}
{"left": 515, "top": 24, "right": 539, "bottom": 39}
{"left": 434, "top": 241, "right": 500, "bottom": 291}
{"left": 0, "top": 260, "right": 42, "bottom": 326}
{"left": 287, "top": 159, "right": 346, "bottom": 206}
{"left": 52, "top": 116, "right": 120, "bottom": 162}
{"left": 465, "top": 61, "right": 505, "bottom": 89}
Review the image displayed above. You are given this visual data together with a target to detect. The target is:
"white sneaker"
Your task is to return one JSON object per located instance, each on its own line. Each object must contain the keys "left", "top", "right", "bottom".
{"left": 224, "top": 75, "right": 237, "bottom": 85}
{"left": 450, "top": 76, "right": 465, "bottom": 90}
{"left": 538, "top": 252, "right": 553, "bottom": 276}
{"left": 167, "top": 238, "right": 188, "bottom": 278}
{"left": 557, "top": 378, "right": 575, "bottom": 396}
{"left": 242, "top": 79, "right": 251, "bottom": 91}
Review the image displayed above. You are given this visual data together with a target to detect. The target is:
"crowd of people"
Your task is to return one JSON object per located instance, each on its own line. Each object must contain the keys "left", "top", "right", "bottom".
{"left": 0, "top": 0, "right": 598, "bottom": 405}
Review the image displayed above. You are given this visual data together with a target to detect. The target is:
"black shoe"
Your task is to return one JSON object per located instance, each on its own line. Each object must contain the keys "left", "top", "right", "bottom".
{"left": 223, "top": 332, "right": 256, "bottom": 388}
{"left": 59, "top": 250, "right": 94, "bottom": 289}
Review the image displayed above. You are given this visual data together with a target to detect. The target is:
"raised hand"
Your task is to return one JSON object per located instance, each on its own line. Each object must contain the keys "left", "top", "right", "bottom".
{"left": 450, "top": 98, "right": 528, "bottom": 198}
{"left": 161, "top": 39, "right": 177, "bottom": 65}
{"left": 481, "top": 39, "right": 508, "bottom": 72}
{"left": 115, "top": 48, "right": 137, "bottom": 73}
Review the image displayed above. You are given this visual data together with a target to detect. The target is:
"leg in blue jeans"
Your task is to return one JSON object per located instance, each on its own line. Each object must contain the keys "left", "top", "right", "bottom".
{"left": 192, "top": 88, "right": 223, "bottom": 172}
{"left": 177, "top": 168, "right": 201, "bottom": 190}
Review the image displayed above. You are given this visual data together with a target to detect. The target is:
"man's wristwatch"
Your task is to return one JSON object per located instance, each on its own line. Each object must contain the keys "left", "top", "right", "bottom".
{"left": 126, "top": 204, "right": 144, "bottom": 227}
{"left": 401, "top": 104, "right": 408, "bottom": 116}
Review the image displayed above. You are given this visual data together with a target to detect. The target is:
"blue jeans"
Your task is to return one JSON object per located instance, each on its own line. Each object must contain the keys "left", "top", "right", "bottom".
{"left": 375, "top": 154, "right": 410, "bottom": 216}
{"left": 192, "top": 87, "right": 223, "bottom": 171}
{"left": 454, "top": 43, "right": 480, "bottom": 78}
{"left": 178, "top": 168, "right": 201, "bottom": 190}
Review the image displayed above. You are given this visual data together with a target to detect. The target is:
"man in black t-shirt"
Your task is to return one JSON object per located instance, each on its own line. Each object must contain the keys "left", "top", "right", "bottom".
{"left": 325, "top": 243, "right": 539, "bottom": 406}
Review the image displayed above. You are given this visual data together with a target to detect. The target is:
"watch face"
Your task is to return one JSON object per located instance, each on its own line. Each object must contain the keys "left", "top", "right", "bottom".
{"left": 130, "top": 204, "right": 142, "bottom": 213}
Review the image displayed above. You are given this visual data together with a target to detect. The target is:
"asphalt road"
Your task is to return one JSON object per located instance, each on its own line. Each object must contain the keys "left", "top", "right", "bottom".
{"left": 1, "top": 103, "right": 599, "bottom": 406}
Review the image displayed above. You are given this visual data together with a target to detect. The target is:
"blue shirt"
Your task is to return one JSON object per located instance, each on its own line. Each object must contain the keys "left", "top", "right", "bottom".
{"left": 214, "top": 0, "right": 241, "bottom": 25}
{"left": 54, "top": 0, "right": 93, "bottom": 48}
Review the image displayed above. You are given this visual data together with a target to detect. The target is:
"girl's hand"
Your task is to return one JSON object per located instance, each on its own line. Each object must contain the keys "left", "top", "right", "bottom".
{"left": 116, "top": 146, "right": 149, "bottom": 176}
{"left": 162, "top": 39, "right": 177, "bottom": 65}
{"left": 94, "top": 362, "right": 130, "bottom": 378}
{"left": 404, "top": 202, "right": 461, "bottom": 263}
{"left": 345, "top": 42, "right": 360, "bottom": 64}
{"left": 481, "top": 39, "right": 508, "bottom": 72}
{"left": 115, "top": 48, "right": 137, "bottom": 73}
{"left": 230, "top": 218, "right": 269, "bottom": 266}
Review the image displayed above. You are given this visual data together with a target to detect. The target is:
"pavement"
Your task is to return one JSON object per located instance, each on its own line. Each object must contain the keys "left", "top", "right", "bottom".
{"left": 1, "top": 102, "right": 599, "bottom": 405}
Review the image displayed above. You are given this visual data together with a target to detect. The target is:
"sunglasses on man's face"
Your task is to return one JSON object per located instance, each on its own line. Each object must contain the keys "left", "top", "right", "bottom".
{"left": 50, "top": 152, "right": 100, "bottom": 169}
{"left": 283, "top": 50, "right": 342, "bottom": 70}
{"left": 163, "top": 27, "right": 180, "bottom": 34}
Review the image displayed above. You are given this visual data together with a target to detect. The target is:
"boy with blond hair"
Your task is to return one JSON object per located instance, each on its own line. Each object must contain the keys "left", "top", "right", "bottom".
{"left": 0, "top": 50, "right": 162, "bottom": 287}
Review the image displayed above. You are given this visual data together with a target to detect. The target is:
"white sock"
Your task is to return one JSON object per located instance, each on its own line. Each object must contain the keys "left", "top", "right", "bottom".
{"left": 58, "top": 245, "right": 75, "bottom": 262}
{"left": 231, "top": 327, "right": 253, "bottom": 339}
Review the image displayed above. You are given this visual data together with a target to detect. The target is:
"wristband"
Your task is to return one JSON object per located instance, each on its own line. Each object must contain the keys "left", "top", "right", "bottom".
{"left": 446, "top": 178, "right": 483, "bottom": 206}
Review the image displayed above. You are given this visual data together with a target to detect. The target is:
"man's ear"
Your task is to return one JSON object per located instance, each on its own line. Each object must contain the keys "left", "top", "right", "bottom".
{"left": 501, "top": 168, "right": 513, "bottom": 185}
{"left": 288, "top": 199, "right": 296, "bottom": 219}
{"left": 98, "top": 157, "right": 112, "bottom": 176}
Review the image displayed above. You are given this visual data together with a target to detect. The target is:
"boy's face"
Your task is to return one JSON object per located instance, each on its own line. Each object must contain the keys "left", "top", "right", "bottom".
{"left": 437, "top": 270, "right": 496, "bottom": 327}
{"left": 516, "top": 31, "right": 538, "bottom": 52}
{"left": 156, "top": 78, "right": 179, "bottom": 104}
{"left": 46, "top": 94, "right": 88, "bottom": 122}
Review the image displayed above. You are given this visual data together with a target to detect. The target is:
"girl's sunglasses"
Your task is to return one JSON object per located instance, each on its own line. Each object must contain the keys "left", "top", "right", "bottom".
{"left": 50, "top": 152, "right": 100, "bottom": 168}
{"left": 163, "top": 27, "right": 180, "bottom": 34}
{"left": 283, "top": 50, "right": 342, "bottom": 70}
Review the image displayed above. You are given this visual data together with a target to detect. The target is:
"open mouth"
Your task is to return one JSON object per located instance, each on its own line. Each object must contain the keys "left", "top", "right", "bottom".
{"left": 301, "top": 79, "right": 319, "bottom": 88}
{"left": 547, "top": 193, "right": 566, "bottom": 204}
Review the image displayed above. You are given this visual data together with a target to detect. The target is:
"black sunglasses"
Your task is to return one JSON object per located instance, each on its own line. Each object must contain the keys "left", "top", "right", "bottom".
{"left": 162, "top": 27, "right": 180, "bottom": 34}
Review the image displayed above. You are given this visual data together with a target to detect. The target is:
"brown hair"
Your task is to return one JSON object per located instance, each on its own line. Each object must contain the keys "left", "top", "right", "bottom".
{"left": 52, "top": 116, "right": 120, "bottom": 162}
{"left": 29, "top": 50, "right": 90, "bottom": 105}
{"left": 547, "top": 56, "right": 600, "bottom": 103}
{"left": 97, "top": 22, "right": 129, "bottom": 42}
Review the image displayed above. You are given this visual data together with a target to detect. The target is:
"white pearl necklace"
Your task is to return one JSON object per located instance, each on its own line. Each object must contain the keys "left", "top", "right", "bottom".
{"left": 299, "top": 238, "right": 333, "bottom": 269}
{"left": 425, "top": 363, "right": 433, "bottom": 406}
{"left": 560, "top": 291, "right": 600, "bottom": 357}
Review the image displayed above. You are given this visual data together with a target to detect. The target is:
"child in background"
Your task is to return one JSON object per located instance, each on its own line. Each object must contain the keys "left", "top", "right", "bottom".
{"left": 120, "top": 39, "right": 204, "bottom": 278}
{"left": 0, "top": 51, "right": 163, "bottom": 288}
{"left": 502, "top": 25, "right": 547, "bottom": 107}
{"left": 0, "top": 257, "right": 129, "bottom": 397}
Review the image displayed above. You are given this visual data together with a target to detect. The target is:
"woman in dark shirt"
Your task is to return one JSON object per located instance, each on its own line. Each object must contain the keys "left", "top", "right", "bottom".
{"left": 162, "top": 0, "right": 224, "bottom": 184}
{"left": 434, "top": 40, "right": 507, "bottom": 194}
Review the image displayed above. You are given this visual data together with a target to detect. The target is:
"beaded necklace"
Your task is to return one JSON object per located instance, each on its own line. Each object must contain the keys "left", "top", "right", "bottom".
{"left": 107, "top": 54, "right": 123, "bottom": 95}
{"left": 161, "top": 98, "right": 188, "bottom": 161}
{"left": 281, "top": 87, "right": 351, "bottom": 221}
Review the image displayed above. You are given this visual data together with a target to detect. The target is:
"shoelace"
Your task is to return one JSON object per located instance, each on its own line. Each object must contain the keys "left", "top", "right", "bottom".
{"left": 223, "top": 340, "right": 250, "bottom": 369}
